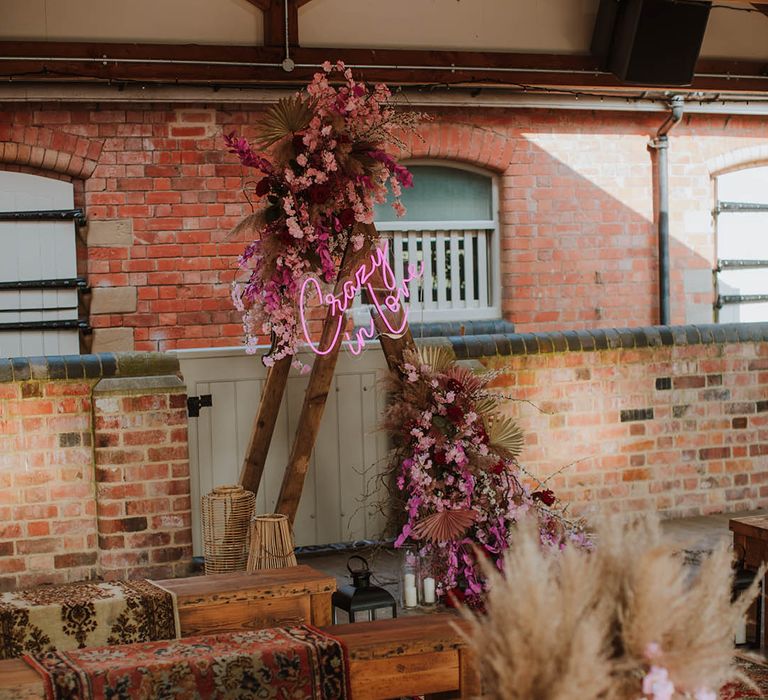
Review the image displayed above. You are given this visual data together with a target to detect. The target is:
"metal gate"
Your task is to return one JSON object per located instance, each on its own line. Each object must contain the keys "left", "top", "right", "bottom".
{"left": 176, "top": 345, "right": 391, "bottom": 553}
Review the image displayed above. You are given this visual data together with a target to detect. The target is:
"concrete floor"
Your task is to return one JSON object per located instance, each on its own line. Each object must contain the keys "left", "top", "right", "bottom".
{"left": 296, "top": 509, "right": 768, "bottom": 619}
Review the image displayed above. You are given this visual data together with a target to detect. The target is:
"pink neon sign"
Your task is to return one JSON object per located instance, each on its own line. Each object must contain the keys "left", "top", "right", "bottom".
{"left": 299, "top": 240, "right": 424, "bottom": 356}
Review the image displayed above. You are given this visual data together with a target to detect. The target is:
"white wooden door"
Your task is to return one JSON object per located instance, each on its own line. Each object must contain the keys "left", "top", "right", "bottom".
{"left": 176, "top": 345, "right": 391, "bottom": 552}
{"left": 0, "top": 172, "right": 79, "bottom": 356}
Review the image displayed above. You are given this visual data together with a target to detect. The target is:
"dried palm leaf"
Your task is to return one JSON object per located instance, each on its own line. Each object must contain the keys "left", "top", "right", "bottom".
{"left": 254, "top": 96, "right": 315, "bottom": 148}
{"left": 443, "top": 364, "right": 486, "bottom": 396}
{"left": 474, "top": 395, "right": 499, "bottom": 418}
{"left": 411, "top": 509, "right": 476, "bottom": 542}
{"left": 484, "top": 414, "right": 525, "bottom": 459}
{"left": 227, "top": 212, "right": 265, "bottom": 241}
{"left": 416, "top": 344, "right": 454, "bottom": 373}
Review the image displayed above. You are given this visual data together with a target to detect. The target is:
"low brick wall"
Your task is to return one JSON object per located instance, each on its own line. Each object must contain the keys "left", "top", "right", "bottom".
{"left": 0, "top": 353, "right": 192, "bottom": 591}
{"left": 445, "top": 323, "right": 768, "bottom": 518}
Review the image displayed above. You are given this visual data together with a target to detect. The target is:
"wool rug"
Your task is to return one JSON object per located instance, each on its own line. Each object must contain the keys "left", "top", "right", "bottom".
{"left": 721, "top": 656, "right": 768, "bottom": 699}
{"left": 25, "top": 625, "right": 350, "bottom": 700}
{"left": 0, "top": 580, "right": 178, "bottom": 659}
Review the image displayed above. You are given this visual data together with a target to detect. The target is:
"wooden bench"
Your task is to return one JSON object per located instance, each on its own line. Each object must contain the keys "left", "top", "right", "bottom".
{"left": 0, "top": 613, "right": 477, "bottom": 700}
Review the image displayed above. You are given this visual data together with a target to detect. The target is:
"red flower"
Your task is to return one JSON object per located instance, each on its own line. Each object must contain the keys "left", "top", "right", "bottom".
{"left": 446, "top": 405, "right": 463, "bottom": 423}
{"left": 433, "top": 450, "right": 447, "bottom": 466}
{"left": 532, "top": 489, "right": 556, "bottom": 507}
{"left": 337, "top": 208, "right": 355, "bottom": 227}
{"left": 254, "top": 178, "right": 271, "bottom": 196}
{"left": 308, "top": 184, "right": 331, "bottom": 204}
{"left": 491, "top": 460, "right": 505, "bottom": 475}
{"left": 444, "top": 587, "right": 466, "bottom": 608}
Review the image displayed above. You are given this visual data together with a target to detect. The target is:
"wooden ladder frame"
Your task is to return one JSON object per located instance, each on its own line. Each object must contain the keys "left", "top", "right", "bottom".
{"left": 239, "top": 223, "right": 416, "bottom": 524}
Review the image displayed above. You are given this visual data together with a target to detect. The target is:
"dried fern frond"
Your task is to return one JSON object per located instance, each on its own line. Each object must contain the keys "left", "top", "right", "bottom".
{"left": 254, "top": 96, "right": 315, "bottom": 148}
{"left": 416, "top": 344, "right": 454, "bottom": 373}
{"left": 484, "top": 414, "right": 525, "bottom": 459}
{"left": 412, "top": 509, "right": 475, "bottom": 542}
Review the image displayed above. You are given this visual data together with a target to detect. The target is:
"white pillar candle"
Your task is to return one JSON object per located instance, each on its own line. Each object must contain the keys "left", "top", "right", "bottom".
{"left": 735, "top": 615, "right": 748, "bottom": 645}
{"left": 404, "top": 585, "right": 418, "bottom": 607}
{"left": 423, "top": 577, "right": 436, "bottom": 604}
{"left": 403, "top": 573, "right": 416, "bottom": 588}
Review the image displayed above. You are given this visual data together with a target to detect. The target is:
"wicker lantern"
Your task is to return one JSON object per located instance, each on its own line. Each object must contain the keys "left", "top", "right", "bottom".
{"left": 247, "top": 513, "right": 298, "bottom": 571}
{"left": 201, "top": 485, "right": 256, "bottom": 574}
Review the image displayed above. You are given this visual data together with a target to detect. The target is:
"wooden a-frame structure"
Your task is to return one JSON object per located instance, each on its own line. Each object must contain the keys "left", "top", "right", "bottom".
{"left": 238, "top": 223, "right": 416, "bottom": 523}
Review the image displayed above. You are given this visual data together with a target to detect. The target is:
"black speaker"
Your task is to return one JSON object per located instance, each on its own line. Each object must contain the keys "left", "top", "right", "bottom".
{"left": 591, "top": 0, "right": 712, "bottom": 86}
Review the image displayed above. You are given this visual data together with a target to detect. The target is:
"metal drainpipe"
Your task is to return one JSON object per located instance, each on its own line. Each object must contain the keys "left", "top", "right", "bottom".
{"left": 648, "top": 95, "right": 684, "bottom": 326}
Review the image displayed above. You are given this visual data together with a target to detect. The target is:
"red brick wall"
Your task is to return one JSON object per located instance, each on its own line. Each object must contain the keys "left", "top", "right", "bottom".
{"left": 94, "top": 387, "right": 192, "bottom": 581}
{"left": 478, "top": 329, "right": 768, "bottom": 518}
{"left": 0, "top": 380, "right": 96, "bottom": 590}
{"left": 0, "top": 354, "right": 192, "bottom": 592}
{"left": 2, "top": 104, "right": 768, "bottom": 350}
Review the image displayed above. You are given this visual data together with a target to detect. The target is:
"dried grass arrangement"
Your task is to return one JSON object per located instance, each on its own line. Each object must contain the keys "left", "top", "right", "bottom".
{"left": 201, "top": 485, "right": 256, "bottom": 574}
{"left": 461, "top": 516, "right": 762, "bottom": 700}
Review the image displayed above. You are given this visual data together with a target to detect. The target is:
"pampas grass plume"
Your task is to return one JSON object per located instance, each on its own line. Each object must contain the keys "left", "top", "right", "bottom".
{"left": 460, "top": 516, "right": 763, "bottom": 700}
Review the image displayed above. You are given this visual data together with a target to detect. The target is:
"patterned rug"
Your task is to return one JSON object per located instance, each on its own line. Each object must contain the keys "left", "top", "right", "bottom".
{"left": 721, "top": 656, "right": 768, "bottom": 699}
{"left": 0, "top": 580, "right": 178, "bottom": 660}
{"left": 25, "top": 625, "right": 350, "bottom": 700}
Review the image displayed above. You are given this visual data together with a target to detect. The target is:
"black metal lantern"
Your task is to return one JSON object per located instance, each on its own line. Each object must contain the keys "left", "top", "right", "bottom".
{"left": 331, "top": 555, "right": 397, "bottom": 623}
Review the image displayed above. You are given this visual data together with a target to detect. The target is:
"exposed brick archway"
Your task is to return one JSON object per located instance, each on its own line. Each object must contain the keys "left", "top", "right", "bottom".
{"left": 398, "top": 122, "right": 513, "bottom": 173}
{"left": 707, "top": 144, "right": 768, "bottom": 176}
{"left": 0, "top": 126, "right": 103, "bottom": 180}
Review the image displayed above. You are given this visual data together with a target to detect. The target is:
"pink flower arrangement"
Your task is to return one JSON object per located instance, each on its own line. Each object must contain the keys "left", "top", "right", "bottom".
{"left": 226, "top": 61, "right": 426, "bottom": 367}
{"left": 383, "top": 347, "right": 588, "bottom": 606}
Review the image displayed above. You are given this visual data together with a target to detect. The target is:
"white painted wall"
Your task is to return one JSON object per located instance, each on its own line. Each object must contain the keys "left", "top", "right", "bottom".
{"left": 177, "top": 345, "right": 391, "bottom": 552}
{"left": 0, "top": 172, "right": 79, "bottom": 357}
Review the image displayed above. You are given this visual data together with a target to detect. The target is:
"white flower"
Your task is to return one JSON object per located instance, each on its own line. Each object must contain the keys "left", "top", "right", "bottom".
{"left": 693, "top": 690, "right": 716, "bottom": 700}
{"left": 642, "top": 666, "right": 674, "bottom": 700}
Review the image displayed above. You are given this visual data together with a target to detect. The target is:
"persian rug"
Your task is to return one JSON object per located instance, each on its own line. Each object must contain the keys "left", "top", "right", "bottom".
{"left": 0, "top": 579, "right": 178, "bottom": 660}
{"left": 721, "top": 656, "right": 768, "bottom": 699}
{"left": 24, "top": 625, "right": 350, "bottom": 700}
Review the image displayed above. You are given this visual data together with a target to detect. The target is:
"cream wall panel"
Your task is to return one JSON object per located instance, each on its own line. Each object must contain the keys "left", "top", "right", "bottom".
{"left": 701, "top": 7, "right": 768, "bottom": 61}
{"left": 299, "top": 0, "right": 598, "bottom": 53}
{"left": 0, "top": 0, "right": 262, "bottom": 45}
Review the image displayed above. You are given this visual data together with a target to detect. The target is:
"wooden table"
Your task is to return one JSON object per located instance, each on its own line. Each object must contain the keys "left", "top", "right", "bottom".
{"left": 0, "top": 613, "right": 479, "bottom": 700}
{"left": 730, "top": 516, "right": 768, "bottom": 647}
{"left": 155, "top": 564, "right": 336, "bottom": 635}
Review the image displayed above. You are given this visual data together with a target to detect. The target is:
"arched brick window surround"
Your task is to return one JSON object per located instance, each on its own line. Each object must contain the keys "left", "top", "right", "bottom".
{"left": 398, "top": 123, "right": 512, "bottom": 174}
{"left": 0, "top": 127, "right": 103, "bottom": 179}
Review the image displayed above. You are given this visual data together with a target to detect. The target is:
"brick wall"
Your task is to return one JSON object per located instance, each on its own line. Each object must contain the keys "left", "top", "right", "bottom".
{"left": 2, "top": 104, "right": 768, "bottom": 351}
{"left": 0, "top": 353, "right": 192, "bottom": 591}
{"left": 446, "top": 323, "right": 768, "bottom": 518}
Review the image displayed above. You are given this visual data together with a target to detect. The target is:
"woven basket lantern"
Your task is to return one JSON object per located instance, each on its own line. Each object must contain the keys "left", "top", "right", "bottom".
{"left": 201, "top": 485, "right": 256, "bottom": 574}
{"left": 247, "top": 513, "right": 298, "bottom": 572}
